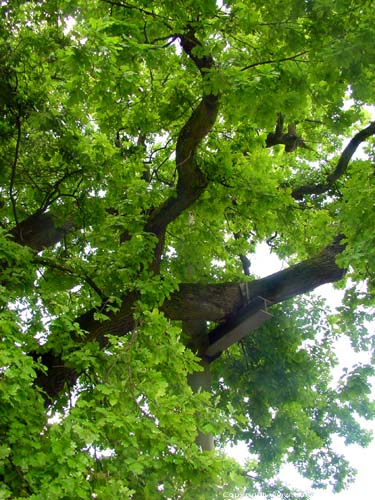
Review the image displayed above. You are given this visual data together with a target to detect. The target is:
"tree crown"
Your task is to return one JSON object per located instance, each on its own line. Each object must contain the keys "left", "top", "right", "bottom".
{"left": 1, "top": 1, "right": 375, "bottom": 498}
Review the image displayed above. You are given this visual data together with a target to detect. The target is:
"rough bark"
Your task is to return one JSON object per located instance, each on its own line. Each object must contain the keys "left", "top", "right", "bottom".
{"left": 7, "top": 122, "right": 374, "bottom": 255}
{"left": 31, "top": 28, "right": 220, "bottom": 403}
{"left": 164, "top": 236, "right": 345, "bottom": 321}
{"left": 145, "top": 32, "right": 218, "bottom": 239}
{"left": 33, "top": 237, "right": 345, "bottom": 402}
{"left": 10, "top": 211, "right": 74, "bottom": 252}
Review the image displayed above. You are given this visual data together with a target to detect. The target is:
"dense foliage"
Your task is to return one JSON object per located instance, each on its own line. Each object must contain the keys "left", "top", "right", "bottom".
{"left": 1, "top": 0, "right": 375, "bottom": 498}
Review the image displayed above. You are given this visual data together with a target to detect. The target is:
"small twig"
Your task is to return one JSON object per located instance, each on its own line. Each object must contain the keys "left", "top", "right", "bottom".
{"left": 149, "top": 34, "right": 178, "bottom": 45}
{"left": 240, "top": 51, "right": 309, "bottom": 71}
{"left": 40, "top": 169, "right": 82, "bottom": 211}
{"left": 142, "top": 24, "right": 179, "bottom": 49}
{"left": 46, "top": 191, "right": 80, "bottom": 208}
{"left": 153, "top": 172, "right": 175, "bottom": 187}
{"left": 84, "top": 275, "right": 108, "bottom": 302}
{"left": 148, "top": 136, "right": 174, "bottom": 160}
{"left": 34, "top": 257, "right": 108, "bottom": 302}
{"left": 102, "top": 0, "right": 173, "bottom": 27}
{"left": 153, "top": 153, "right": 173, "bottom": 174}
{"left": 228, "top": 33, "right": 258, "bottom": 51}
{"left": 143, "top": 21, "right": 149, "bottom": 43}
{"left": 266, "top": 232, "right": 278, "bottom": 248}
{"left": 24, "top": 171, "right": 42, "bottom": 192}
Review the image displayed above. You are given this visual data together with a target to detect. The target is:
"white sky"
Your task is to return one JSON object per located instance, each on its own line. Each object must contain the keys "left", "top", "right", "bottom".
{"left": 231, "top": 244, "right": 375, "bottom": 499}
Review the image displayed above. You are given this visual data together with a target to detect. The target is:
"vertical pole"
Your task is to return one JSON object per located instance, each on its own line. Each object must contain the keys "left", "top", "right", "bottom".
{"left": 183, "top": 320, "right": 214, "bottom": 452}
{"left": 182, "top": 213, "right": 214, "bottom": 450}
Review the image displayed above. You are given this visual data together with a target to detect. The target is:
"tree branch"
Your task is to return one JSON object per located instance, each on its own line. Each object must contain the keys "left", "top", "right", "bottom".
{"left": 234, "top": 232, "right": 251, "bottom": 276}
{"left": 34, "top": 256, "right": 107, "bottom": 302}
{"left": 145, "top": 30, "right": 219, "bottom": 237}
{"left": 241, "top": 51, "right": 309, "bottom": 72}
{"left": 163, "top": 236, "right": 346, "bottom": 321}
{"left": 7, "top": 30, "right": 218, "bottom": 268}
{"left": 266, "top": 113, "right": 311, "bottom": 152}
{"left": 10, "top": 211, "right": 75, "bottom": 252}
{"left": 101, "top": 0, "right": 172, "bottom": 25}
{"left": 32, "top": 236, "right": 346, "bottom": 402}
{"left": 40, "top": 169, "right": 82, "bottom": 211}
{"left": 292, "top": 121, "right": 375, "bottom": 199}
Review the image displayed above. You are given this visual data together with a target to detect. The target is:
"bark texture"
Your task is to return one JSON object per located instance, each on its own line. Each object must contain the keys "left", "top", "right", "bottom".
{"left": 31, "top": 236, "right": 345, "bottom": 402}
{"left": 10, "top": 211, "right": 74, "bottom": 252}
{"left": 163, "top": 236, "right": 345, "bottom": 321}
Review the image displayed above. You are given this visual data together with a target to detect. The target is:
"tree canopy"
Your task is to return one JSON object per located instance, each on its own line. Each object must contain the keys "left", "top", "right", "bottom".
{"left": 1, "top": 0, "right": 375, "bottom": 498}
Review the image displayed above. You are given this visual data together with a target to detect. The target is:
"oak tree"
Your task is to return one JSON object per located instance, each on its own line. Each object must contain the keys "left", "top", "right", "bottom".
{"left": 1, "top": 0, "right": 375, "bottom": 498}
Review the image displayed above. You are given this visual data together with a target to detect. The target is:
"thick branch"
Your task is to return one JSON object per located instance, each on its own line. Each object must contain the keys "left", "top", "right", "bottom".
{"left": 292, "top": 121, "right": 375, "bottom": 199}
{"left": 32, "top": 237, "right": 345, "bottom": 401}
{"left": 145, "top": 95, "right": 219, "bottom": 235}
{"left": 33, "top": 292, "right": 138, "bottom": 402}
{"left": 266, "top": 114, "right": 310, "bottom": 152}
{"left": 145, "top": 31, "right": 219, "bottom": 237}
{"left": 10, "top": 211, "right": 74, "bottom": 252}
{"left": 163, "top": 236, "right": 346, "bottom": 321}
{"left": 179, "top": 30, "right": 215, "bottom": 74}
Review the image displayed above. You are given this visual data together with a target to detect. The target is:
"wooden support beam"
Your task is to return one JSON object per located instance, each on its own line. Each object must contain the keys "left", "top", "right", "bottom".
{"left": 204, "top": 296, "right": 272, "bottom": 358}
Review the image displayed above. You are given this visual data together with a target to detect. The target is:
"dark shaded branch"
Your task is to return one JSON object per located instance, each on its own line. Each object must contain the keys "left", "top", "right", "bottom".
{"left": 102, "top": 0, "right": 172, "bottom": 25}
{"left": 266, "top": 113, "right": 311, "bottom": 152}
{"left": 33, "top": 292, "right": 138, "bottom": 403}
{"left": 10, "top": 211, "right": 75, "bottom": 252}
{"left": 40, "top": 169, "right": 82, "bottom": 211}
{"left": 7, "top": 31, "right": 218, "bottom": 264}
{"left": 145, "top": 93, "right": 219, "bottom": 236}
{"left": 234, "top": 232, "right": 251, "bottom": 276}
{"left": 239, "top": 254, "right": 251, "bottom": 276}
{"left": 292, "top": 121, "right": 375, "bottom": 199}
{"left": 179, "top": 30, "right": 215, "bottom": 74}
{"left": 175, "top": 94, "right": 218, "bottom": 190}
{"left": 145, "top": 31, "right": 219, "bottom": 237}
{"left": 32, "top": 351, "right": 78, "bottom": 404}
{"left": 34, "top": 257, "right": 107, "bottom": 301}
{"left": 148, "top": 34, "right": 178, "bottom": 48}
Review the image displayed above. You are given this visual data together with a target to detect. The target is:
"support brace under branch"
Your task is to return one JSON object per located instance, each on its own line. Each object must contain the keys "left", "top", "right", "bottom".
{"left": 205, "top": 296, "right": 272, "bottom": 358}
